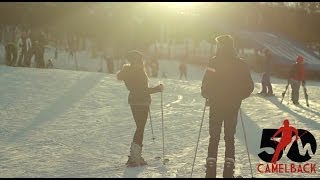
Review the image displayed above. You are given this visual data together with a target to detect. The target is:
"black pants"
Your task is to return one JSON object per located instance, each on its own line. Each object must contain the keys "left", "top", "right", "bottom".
{"left": 208, "top": 105, "right": 239, "bottom": 160}
{"left": 17, "top": 50, "right": 28, "bottom": 67}
{"left": 290, "top": 79, "right": 301, "bottom": 103}
{"left": 180, "top": 71, "right": 187, "bottom": 80}
{"left": 5, "top": 49, "right": 17, "bottom": 66}
{"left": 130, "top": 105, "right": 149, "bottom": 147}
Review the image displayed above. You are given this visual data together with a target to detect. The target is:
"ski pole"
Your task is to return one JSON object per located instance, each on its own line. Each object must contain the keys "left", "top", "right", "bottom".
{"left": 280, "top": 81, "right": 289, "bottom": 104}
{"left": 161, "top": 91, "right": 166, "bottom": 165}
{"left": 288, "top": 82, "right": 290, "bottom": 105}
{"left": 302, "top": 84, "right": 309, "bottom": 107}
{"left": 239, "top": 109, "right": 254, "bottom": 178}
{"left": 191, "top": 99, "right": 207, "bottom": 178}
{"left": 74, "top": 52, "right": 78, "bottom": 70}
{"left": 149, "top": 108, "right": 155, "bottom": 141}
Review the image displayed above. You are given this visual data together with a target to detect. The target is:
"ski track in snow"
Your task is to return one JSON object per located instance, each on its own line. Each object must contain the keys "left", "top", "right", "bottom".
{"left": 0, "top": 51, "right": 320, "bottom": 178}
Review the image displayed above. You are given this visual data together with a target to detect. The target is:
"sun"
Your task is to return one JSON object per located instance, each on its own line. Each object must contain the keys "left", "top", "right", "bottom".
{"left": 166, "top": 2, "right": 196, "bottom": 6}
{"left": 154, "top": 2, "right": 201, "bottom": 9}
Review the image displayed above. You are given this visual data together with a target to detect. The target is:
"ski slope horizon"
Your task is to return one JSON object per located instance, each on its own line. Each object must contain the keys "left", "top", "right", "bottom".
{"left": 0, "top": 59, "right": 320, "bottom": 178}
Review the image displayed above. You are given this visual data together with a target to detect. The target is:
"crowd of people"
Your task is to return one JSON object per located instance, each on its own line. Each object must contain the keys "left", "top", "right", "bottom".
{"left": 3, "top": 26, "right": 47, "bottom": 68}
{"left": 257, "top": 47, "right": 306, "bottom": 105}
{"left": 1, "top": 24, "right": 96, "bottom": 69}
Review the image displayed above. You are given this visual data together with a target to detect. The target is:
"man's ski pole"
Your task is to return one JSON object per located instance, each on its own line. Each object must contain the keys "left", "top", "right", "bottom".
{"left": 191, "top": 99, "right": 207, "bottom": 178}
{"left": 239, "top": 109, "right": 254, "bottom": 178}
{"left": 160, "top": 92, "right": 169, "bottom": 164}
{"left": 149, "top": 108, "right": 155, "bottom": 141}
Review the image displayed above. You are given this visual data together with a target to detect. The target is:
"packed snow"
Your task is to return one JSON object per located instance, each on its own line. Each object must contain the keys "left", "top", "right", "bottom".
{"left": 0, "top": 50, "right": 320, "bottom": 178}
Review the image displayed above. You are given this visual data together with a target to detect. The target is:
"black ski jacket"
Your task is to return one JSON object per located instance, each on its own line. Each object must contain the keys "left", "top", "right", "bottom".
{"left": 117, "top": 64, "right": 161, "bottom": 105}
{"left": 201, "top": 55, "right": 254, "bottom": 109}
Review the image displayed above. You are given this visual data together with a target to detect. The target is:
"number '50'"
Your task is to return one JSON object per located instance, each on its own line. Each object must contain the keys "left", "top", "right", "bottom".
{"left": 258, "top": 129, "right": 317, "bottom": 163}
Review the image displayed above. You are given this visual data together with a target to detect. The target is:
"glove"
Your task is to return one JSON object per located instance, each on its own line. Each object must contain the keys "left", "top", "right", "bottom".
{"left": 156, "top": 84, "right": 164, "bottom": 92}
{"left": 302, "top": 80, "right": 306, "bottom": 86}
{"left": 205, "top": 99, "right": 210, "bottom": 107}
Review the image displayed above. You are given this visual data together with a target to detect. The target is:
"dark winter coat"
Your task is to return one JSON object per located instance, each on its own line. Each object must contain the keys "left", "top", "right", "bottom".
{"left": 201, "top": 55, "right": 254, "bottom": 109}
{"left": 5, "top": 43, "right": 17, "bottom": 66}
{"left": 263, "top": 53, "right": 273, "bottom": 74}
{"left": 117, "top": 64, "right": 161, "bottom": 105}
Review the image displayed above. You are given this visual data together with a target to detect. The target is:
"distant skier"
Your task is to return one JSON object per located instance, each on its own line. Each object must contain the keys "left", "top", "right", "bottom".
{"left": 289, "top": 55, "right": 305, "bottom": 105}
{"left": 150, "top": 57, "right": 159, "bottom": 77}
{"left": 201, "top": 35, "right": 254, "bottom": 178}
{"left": 33, "top": 41, "right": 45, "bottom": 68}
{"left": 179, "top": 61, "right": 187, "bottom": 80}
{"left": 105, "top": 56, "right": 114, "bottom": 74}
{"left": 258, "top": 48, "right": 274, "bottom": 96}
{"left": 162, "top": 72, "right": 167, "bottom": 79}
{"left": 5, "top": 42, "right": 18, "bottom": 66}
{"left": 46, "top": 58, "right": 54, "bottom": 69}
{"left": 117, "top": 50, "right": 164, "bottom": 167}
{"left": 17, "top": 31, "right": 32, "bottom": 67}
{"left": 55, "top": 47, "right": 58, "bottom": 61}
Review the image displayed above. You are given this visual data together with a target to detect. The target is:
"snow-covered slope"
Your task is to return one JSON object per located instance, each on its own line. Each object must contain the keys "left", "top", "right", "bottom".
{"left": 0, "top": 59, "right": 319, "bottom": 178}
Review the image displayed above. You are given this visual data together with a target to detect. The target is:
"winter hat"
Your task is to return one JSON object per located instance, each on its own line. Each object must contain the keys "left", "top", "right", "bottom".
{"left": 296, "top": 55, "right": 304, "bottom": 64}
{"left": 215, "top": 35, "right": 237, "bottom": 57}
{"left": 263, "top": 48, "right": 270, "bottom": 54}
{"left": 126, "top": 50, "right": 143, "bottom": 64}
{"left": 215, "top": 35, "right": 235, "bottom": 49}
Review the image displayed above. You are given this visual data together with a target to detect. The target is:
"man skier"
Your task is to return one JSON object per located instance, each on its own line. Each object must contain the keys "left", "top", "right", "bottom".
{"left": 201, "top": 35, "right": 254, "bottom": 178}
{"left": 258, "top": 48, "right": 274, "bottom": 96}
{"left": 17, "top": 31, "right": 32, "bottom": 67}
{"left": 5, "top": 42, "right": 18, "bottom": 66}
{"left": 289, "top": 55, "right": 305, "bottom": 105}
{"left": 117, "top": 50, "right": 164, "bottom": 167}
{"left": 179, "top": 61, "right": 187, "bottom": 80}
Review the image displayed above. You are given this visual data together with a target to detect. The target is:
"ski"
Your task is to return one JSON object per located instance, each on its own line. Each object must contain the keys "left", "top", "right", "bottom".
{"left": 155, "top": 156, "right": 169, "bottom": 164}
{"left": 251, "top": 93, "right": 276, "bottom": 98}
{"left": 125, "top": 156, "right": 166, "bottom": 168}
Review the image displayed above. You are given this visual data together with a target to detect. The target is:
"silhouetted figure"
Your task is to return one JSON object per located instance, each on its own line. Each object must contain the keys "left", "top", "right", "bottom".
{"left": 28, "top": 31, "right": 46, "bottom": 68}
{"left": 17, "top": 32, "right": 32, "bottom": 67}
{"left": 5, "top": 42, "right": 18, "bottom": 66}
{"left": 150, "top": 57, "right": 159, "bottom": 77}
{"left": 33, "top": 41, "right": 45, "bottom": 68}
{"left": 117, "top": 50, "right": 164, "bottom": 167}
{"left": 105, "top": 56, "right": 115, "bottom": 74}
{"left": 289, "top": 55, "right": 305, "bottom": 105}
{"left": 162, "top": 72, "right": 167, "bottom": 79}
{"left": 46, "top": 58, "right": 54, "bottom": 69}
{"left": 179, "top": 62, "right": 187, "bottom": 80}
{"left": 258, "top": 48, "right": 274, "bottom": 96}
{"left": 55, "top": 47, "right": 58, "bottom": 60}
{"left": 201, "top": 35, "right": 254, "bottom": 178}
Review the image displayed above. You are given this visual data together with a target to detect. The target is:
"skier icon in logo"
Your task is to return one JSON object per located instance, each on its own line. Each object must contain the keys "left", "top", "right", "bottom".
{"left": 270, "top": 119, "right": 299, "bottom": 164}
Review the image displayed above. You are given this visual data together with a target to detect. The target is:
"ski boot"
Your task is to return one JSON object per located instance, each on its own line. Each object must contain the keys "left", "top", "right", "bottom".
{"left": 257, "top": 91, "right": 266, "bottom": 96}
{"left": 293, "top": 101, "right": 300, "bottom": 105}
{"left": 223, "top": 158, "right": 235, "bottom": 178}
{"left": 205, "top": 157, "right": 217, "bottom": 178}
{"left": 126, "top": 142, "right": 147, "bottom": 167}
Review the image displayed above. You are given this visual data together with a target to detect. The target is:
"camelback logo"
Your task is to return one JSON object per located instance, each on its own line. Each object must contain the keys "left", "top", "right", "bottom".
{"left": 257, "top": 119, "right": 317, "bottom": 174}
